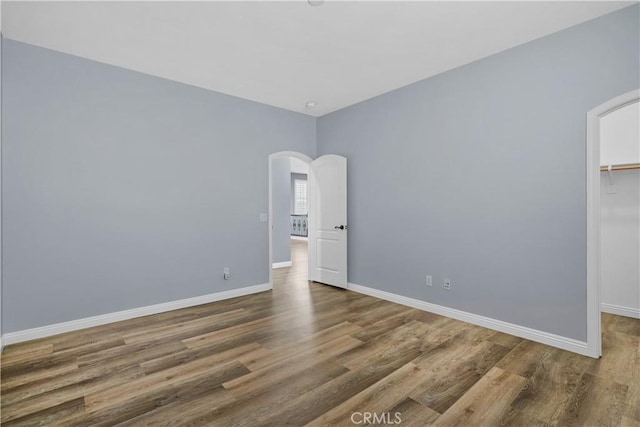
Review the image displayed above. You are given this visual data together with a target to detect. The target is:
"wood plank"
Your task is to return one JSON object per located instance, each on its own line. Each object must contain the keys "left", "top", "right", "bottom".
{"left": 76, "top": 339, "right": 187, "bottom": 368}
{"left": 44, "top": 300, "right": 253, "bottom": 348}
{"left": 2, "top": 338, "right": 126, "bottom": 377}
{"left": 338, "top": 320, "right": 431, "bottom": 370}
{"left": 495, "top": 339, "right": 553, "bottom": 379}
{"left": 613, "top": 316, "right": 640, "bottom": 337}
{"left": 558, "top": 373, "right": 628, "bottom": 427}
{"left": 306, "top": 363, "right": 428, "bottom": 426}
{"left": 256, "top": 306, "right": 358, "bottom": 349}
{"left": 626, "top": 380, "right": 640, "bottom": 422}
{"left": 2, "top": 341, "right": 187, "bottom": 405}
{"left": 432, "top": 367, "right": 527, "bottom": 427}
{"left": 255, "top": 334, "right": 424, "bottom": 426}
{"left": 84, "top": 343, "right": 259, "bottom": 411}
{"left": 621, "top": 416, "right": 640, "bottom": 427}
{"left": 0, "top": 344, "right": 53, "bottom": 369}
{"left": 237, "top": 321, "right": 361, "bottom": 371}
{"left": 588, "top": 331, "right": 640, "bottom": 387}
{"left": 114, "top": 386, "right": 235, "bottom": 427}
{"left": 70, "top": 364, "right": 247, "bottom": 427}
{"left": 410, "top": 339, "right": 511, "bottom": 413}
{"left": 122, "top": 308, "right": 247, "bottom": 344}
{"left": 348, "top": 301, "right": 413, "bottom": 328}
{"left": 223, "top": 335, "right": 361, "bottom": 400}
{"left": 0, "top": 397, "right": 85, "bottom": 427}
{"left": 1, "top": 363, "right": 78, "bottom": 393}
{"left": 376, "top": 398, "right": 440, "bottom": 426}
{"left": 194, "top": 360, "right": 348, "bottom": 427}
{"left": 502, "top": 349, "right": 595, "bottom": 426}
{"left": 487, "top": 330, "right": 523, "bottom": 349}
{"left": 346, "top": 317, "right": 481, "bottom": 368}
{"left": 182, "top": 311, "right": 298, "bottom": 349}
{"left": 1, "top": 365, "right": 144, "bottom": 424}
{"left": 352, "top": 308, "right": 442, "bottom": 343}
{"left": 138, "top": 337, "right": 262, "bottom": 375}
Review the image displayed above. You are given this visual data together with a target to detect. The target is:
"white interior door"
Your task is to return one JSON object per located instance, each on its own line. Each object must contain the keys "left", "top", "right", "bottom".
{"left": 308, "top": 154, "right": 347, "bottom": 288}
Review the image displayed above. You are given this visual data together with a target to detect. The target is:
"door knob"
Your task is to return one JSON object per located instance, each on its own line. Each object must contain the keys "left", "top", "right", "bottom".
{"left": 334, "top": 225, "right": 347, "bottom": 230}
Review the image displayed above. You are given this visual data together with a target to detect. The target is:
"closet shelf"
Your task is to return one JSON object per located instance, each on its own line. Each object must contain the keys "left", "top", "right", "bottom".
{"left": 599, "top": 163, "right": 640, "bottom": 172}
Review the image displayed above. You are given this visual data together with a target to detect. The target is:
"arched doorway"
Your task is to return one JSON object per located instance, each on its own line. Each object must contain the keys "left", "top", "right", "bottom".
{"left": 586, "top": 89, "right": 640, "bottom": 358}
{"left": 268, "top": 151, "right": 313, "bottom": 290}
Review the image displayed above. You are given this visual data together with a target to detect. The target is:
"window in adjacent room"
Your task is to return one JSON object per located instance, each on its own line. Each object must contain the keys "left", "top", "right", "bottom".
{"left": 294, "top": 179, "right": 308, "bottom": 215}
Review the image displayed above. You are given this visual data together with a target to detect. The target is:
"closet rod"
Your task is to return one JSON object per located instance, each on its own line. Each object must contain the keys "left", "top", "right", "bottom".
{"left": 599, "top": 163, "right": 640, "bottom": 172}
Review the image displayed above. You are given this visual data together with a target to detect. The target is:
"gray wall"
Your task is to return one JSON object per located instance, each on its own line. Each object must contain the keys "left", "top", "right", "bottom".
{"left": 0, "top": 34, "right": 3, "bottom": 344}
{"left": 2, "top": 39, "right": 315, "bottom": 332}
{"left": 316, "top": 5, "right": 639, "bottom": 341}
{"left": 272, "top": 158, "right": 291, "bottom": 264}
{"left": 290, "top": 173, "right": 307, "bottom": 215}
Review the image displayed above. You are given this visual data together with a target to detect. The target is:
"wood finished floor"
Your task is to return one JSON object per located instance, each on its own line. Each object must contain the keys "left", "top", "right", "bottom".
{"left": 1, "top": 239, "right": 639, "bottom": 426}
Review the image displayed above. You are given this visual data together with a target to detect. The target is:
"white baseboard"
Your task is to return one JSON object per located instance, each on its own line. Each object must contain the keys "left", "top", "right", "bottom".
{"left": 601, "top": 302, "right": 640, "bottom": 319}
{"left": 0, "top": 336, "right": 4, "bottom": 353}
{"left": 3, "top": 283, "right": 271, "bottom": 346}
{"left": 347, "top": 282, "right": 592, "bottom": 358}
{"left": 291, "top": 236, "right": 308, "bottom": 241}
{"left": 272, "top": 261, "right": 292, "bottom": 269}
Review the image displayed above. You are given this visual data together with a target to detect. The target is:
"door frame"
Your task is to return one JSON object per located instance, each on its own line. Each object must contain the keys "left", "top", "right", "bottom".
{"left": 268, "top": 151, "right": 313, "bottom": 290}
{"left": 586, "top": 89, "right": 639, "bottom": 358}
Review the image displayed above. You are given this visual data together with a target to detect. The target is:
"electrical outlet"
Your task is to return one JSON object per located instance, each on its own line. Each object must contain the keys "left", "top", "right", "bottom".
{"left": 223, "top": 267, "right": 230, "bottom": 280}
{"left": 426, "top": 275, "right": 433, "bottom": 287}
{"left": 444, "top": 278, "right": 451, "bottom": 290}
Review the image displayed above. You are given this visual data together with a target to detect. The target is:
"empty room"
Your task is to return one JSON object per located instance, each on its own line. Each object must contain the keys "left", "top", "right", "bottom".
{"left": 0, "top": 1, "right": 639, "bottom": 426}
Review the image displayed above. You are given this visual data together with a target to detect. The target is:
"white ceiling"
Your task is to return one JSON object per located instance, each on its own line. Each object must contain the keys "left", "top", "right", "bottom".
{"left": 2, "top": 1, "right": 635, "bottom": 117}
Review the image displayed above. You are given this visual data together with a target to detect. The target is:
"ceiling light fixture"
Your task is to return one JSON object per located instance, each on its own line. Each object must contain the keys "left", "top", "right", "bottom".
{"left": 307, "top": 0, "right": 324, "bottom": 6}
{"left": 305, "top": 101, "right": 317, "bottom": 109}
